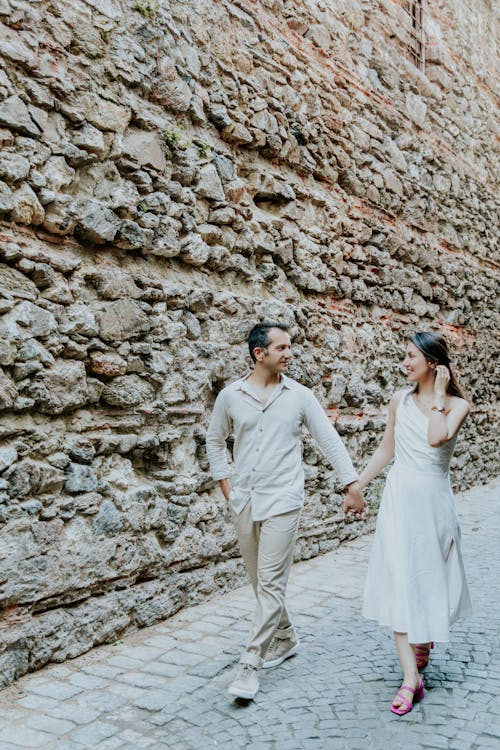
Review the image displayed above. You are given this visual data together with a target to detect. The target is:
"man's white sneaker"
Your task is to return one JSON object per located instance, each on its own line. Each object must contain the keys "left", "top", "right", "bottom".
{"left": 228, "top": 664, "right": 260, "bottom": 699}
{"left": 263, "top": 635, "right": 299, "bottom": 669}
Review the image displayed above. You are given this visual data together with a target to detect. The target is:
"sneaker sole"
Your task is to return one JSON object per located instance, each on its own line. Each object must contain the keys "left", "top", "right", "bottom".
{"left": 262, "top": 643, "right": 299, "bottom": 669}
{"left": 228, "top": 685, "right": 258, "bottom": 700}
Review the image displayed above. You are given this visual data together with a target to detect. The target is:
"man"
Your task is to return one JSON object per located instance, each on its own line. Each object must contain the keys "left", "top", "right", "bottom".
{"left": 206, "top": 321, "right": 365, "bottom": 700}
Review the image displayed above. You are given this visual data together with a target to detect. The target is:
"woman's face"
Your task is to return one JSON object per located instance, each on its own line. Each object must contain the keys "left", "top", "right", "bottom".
{"left": 402, "top": 342, "right": 433, "bottom": 382}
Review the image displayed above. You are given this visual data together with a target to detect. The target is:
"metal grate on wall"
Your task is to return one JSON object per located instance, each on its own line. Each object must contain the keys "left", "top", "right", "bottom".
{"left": 400, "top": 0, "right": 426, "bottom": 71}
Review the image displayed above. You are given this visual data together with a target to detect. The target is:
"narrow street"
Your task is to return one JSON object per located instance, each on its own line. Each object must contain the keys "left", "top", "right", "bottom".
{"left": 1, "top": 479, "right": 499, "bottom": 750}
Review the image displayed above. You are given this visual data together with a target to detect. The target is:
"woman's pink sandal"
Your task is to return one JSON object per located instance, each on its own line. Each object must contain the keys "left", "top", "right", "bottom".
{"left": 390, "top": 678, "right": 425, "bottom": 716}
{"left": 415, "top": 642, "right": 434, "bottom": 670}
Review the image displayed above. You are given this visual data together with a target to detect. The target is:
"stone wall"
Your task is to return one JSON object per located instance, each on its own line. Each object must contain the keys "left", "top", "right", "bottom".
{"left": 0, "top": 0, "right": 498, "bottom": 686}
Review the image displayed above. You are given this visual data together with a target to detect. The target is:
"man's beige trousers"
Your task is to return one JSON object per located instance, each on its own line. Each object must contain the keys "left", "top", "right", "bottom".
{"left": 232, "top": 502, "right": 301, "bottom": 668}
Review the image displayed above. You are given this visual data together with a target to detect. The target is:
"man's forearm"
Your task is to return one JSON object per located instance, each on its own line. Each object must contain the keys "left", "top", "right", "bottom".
{"left": 306, "top": 396, "right": 359, "bottom": 486}
{"left": 205, "top": 428, "right": 231, "bottom": 481}
{"left": 313, "top": 423, "right": 358, "bottom": 486}
{"left": 322, "top": 434, "right": 359, "bottom": 487}
{"left": 206, "top": 392, "right": 232, "bottom": 481}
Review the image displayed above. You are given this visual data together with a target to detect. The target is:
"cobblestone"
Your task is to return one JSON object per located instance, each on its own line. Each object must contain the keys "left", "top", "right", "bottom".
{"left": 25, "top": 716, "right": 75, "bottom": 735}
{"left": 0, "top": 480, "right": 498, "bottom": 749}
{"left": 25, "top": 682, "right": 82, "bottom": 701}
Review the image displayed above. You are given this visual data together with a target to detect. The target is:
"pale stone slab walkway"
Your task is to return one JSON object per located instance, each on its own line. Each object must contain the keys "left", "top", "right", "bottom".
{"left": 0, "top": 479, "right": 499, "bottom": 750}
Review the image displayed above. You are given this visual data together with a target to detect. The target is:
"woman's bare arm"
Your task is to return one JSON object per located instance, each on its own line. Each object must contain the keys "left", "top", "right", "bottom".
{"left": 428, "top": 366, "right": 470, "bottom": 447}
{"left": 358, "top": 392, "right": 399, "bottom": 491}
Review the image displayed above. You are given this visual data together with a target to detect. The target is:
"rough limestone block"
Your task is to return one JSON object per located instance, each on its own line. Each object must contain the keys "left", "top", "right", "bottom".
{"left": 0, "top": 21, "right": 37, "bottom": 68}
{"left": 115, "top": 220, "right": 154, "bottom": 251}
{"left": 179, "top": 233, "right": 210, "bottom": 266}
{"left": 77, "top": 202, "right": 121, "bottom": 244}
{"left": 0, "top": 95, "right": 40, "bottom": 138}
{"left": 40, "top": 156, "right": 75, "bottom": 191}
{"left": 101, "top": 374, "right": 155, "bottom": 407}
{"left": 120, "top": 129, "right": 167, "bottom": 171}
{"left": 150, "top": 63, "right": 192, "bottom": 111}
{"left": 71, "top": 124, "right": 107, "bottom": 158}
{"left": 65, "top": 464, "right": 98, "bottom": 494}
{"left": 406, "top": 92, "right": 427, "bottom": 127}
{"left": 4, "top": 460, "right": 65, "bottom": 497}
{"left": 42, "top": 200, "right": 78, "bottom": 236}
{"left": 60, "top": 304, "right": 98, "bottom": 337}
{"left": 0, "top": 339, "right": 16, "bottom": 366}
{"left": 92, "top": 499, "right": 123, "bottom": 535}
{"left": 0, "top": 370, "right": 18, "bottom": 410}
{"left": 0, "top": 153, "right": 30, "bottom": 182}
{"left": 11, "top": 185, "right": 45, "bottom": 225}
{"left": 195, "top": 164, "right": 225, "bottom": 202}
{"left": 25, "top": 361, "right": 88, "bottom": 414}
{"left": 0, "top": 181, "right": 14, "bottom": 214}
{"left": 89, "top": 268, "right": 142, "bottom": 301}
{"left": 94, "top": 299, "right": 150, "bottom": 342}
{"left": 89, "top": 351, "right": 127, "bottom": 377}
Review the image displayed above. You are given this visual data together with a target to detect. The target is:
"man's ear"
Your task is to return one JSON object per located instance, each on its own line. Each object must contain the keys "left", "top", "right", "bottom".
{"left": 253, "top": 346, "right": 266, "bottom": 362}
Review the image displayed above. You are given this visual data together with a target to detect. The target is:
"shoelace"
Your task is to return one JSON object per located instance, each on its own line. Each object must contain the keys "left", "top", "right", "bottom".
{"left": 238, "top": 664, "right": 256, "bottom": 678}
{"left": 266, "top": 639, "right": 281, "bottom": 656}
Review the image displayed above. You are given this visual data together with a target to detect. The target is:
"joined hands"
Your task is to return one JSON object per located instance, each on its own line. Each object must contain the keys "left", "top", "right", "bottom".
{"left": 343, "top": 481, "right": 366, "bottom": 517}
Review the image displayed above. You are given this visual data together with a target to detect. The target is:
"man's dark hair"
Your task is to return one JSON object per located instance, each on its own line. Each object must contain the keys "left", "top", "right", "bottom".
{"left": 248, "top": 321, "right": 289, "bottom": 364}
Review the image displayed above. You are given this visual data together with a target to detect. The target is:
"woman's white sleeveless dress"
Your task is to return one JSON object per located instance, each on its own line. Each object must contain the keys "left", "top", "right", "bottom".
{"left": 362, "top": 389, "right": 472, "bottom": 644}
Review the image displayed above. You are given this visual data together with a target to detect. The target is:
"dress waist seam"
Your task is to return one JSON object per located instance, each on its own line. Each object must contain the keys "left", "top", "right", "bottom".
{"left": 390, "top": 463, "right": 449, "bottom": 478}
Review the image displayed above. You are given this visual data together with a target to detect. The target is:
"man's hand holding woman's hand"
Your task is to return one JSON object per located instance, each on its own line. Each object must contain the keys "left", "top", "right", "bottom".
{"left": 220, "top": 478, "right": 366, "bottom": 515}
{"left": 343, "top": 481, "right": 366, "bottom": 517}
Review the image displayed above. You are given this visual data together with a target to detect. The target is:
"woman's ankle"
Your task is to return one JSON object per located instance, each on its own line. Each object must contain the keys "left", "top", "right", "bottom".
{"left": 402, "top": 671, "right": 419, "bottom": 686}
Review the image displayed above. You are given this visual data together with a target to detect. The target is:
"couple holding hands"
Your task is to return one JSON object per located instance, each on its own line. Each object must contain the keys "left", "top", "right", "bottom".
{"left": 206, "top": 322, "right": 471, "bottom": 714}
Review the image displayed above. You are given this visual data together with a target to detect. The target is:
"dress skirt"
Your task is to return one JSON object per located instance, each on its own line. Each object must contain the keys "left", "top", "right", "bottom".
{"left": 362, "top": 464, "right": 472, "bottom": 644}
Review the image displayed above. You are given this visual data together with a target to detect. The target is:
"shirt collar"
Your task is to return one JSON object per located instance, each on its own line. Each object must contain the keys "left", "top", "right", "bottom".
{"left": 237, "top": 372, "right": 292, "bottom": 392}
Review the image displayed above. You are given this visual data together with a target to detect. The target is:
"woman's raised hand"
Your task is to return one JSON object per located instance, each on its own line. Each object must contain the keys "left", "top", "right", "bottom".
{"left": 433, "top": 365, "right": 450, "bottom": 396}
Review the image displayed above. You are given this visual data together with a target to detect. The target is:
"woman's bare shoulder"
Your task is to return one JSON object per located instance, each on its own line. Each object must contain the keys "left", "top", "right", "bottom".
{"left": 449, "top": 395, "right": 471, "bottom": 415}
{"left": 390, "top": 387, "right": 411, "bottom": 406}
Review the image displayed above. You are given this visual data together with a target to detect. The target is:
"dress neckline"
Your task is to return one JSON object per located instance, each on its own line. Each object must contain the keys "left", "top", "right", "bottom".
{"left": 409, "top": 391, "right": 430, "bottom": 420}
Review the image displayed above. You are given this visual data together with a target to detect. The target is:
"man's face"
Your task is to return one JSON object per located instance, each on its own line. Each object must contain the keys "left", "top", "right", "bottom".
{"left": 256, "top": 328, "right": 292, "bottom": 373}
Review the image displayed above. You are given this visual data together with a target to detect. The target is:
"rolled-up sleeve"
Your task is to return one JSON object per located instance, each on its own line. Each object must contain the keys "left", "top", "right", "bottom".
{"left": 206, "top": 390, "right": 232, "bottom": 481}
{"left": 303, "top": 391, "right": 358, "bottom": 487}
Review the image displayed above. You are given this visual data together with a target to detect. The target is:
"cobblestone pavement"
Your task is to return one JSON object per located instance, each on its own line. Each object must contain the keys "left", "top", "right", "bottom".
{"left": 0, "top": 479, "right": 499, "bottom": 750}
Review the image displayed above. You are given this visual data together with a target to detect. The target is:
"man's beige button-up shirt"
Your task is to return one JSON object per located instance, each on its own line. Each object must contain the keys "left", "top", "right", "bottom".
{"left": 206, "top": 373, "right": 359, "bottom": 521}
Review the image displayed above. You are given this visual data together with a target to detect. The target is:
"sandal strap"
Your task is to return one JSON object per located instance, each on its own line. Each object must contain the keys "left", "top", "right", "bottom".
{"left": 415, "top": 642, "right": 434, "bottom": 651}
{"left": 392, "top": 685, "right": 415, "bottom": 710}
{"left": 399, "top": 684, "right": 416, "bottom": 694}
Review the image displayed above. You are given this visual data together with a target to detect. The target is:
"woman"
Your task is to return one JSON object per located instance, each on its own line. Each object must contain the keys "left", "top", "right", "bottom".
{"left": 359, "top": 332, "right": 472, "bottom": 716}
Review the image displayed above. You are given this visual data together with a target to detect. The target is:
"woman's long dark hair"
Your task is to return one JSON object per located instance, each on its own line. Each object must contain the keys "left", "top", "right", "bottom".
{"left": 410, "top": 331, "right": 467, "bottom": 399}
